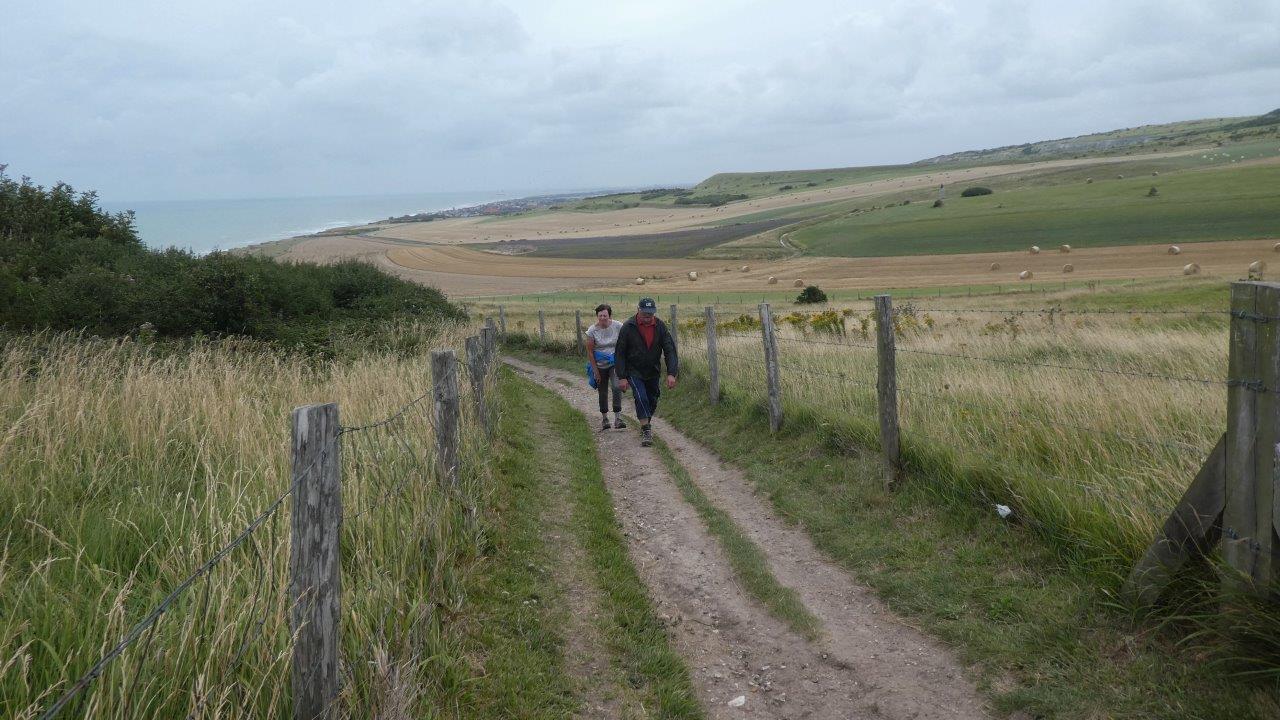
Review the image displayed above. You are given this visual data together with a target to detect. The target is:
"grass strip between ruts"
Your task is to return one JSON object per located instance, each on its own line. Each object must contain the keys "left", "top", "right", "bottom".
{"left": 650, "top": 435, "right": 822, "bottom": 641}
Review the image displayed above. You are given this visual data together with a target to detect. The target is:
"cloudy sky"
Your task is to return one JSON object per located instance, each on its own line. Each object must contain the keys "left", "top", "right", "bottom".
{"left": 3, "top": 0, "right": 1277, "bottom": 201}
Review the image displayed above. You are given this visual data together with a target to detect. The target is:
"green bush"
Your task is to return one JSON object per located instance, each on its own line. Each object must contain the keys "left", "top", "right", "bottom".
{"left": 795, "top": 285, "right": 828, "bottom": 304}
{"left": 960, "top": 186, "right": 994, "bottom": 197}
{"left": 0, "top": 171, "right": 464, "bottom": 348}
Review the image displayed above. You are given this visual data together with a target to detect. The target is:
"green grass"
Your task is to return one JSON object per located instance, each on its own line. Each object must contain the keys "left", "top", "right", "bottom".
{"left": 522, "top": 374, "right": 705, "bottom": 718}
{"left": 790, "top": 163, "right": 1280, "bottom": 257}
{"left": 650, "top": 437, "right": 821, "bottom": 641}
{"left": 460, "top": 374, "right": 580, "bottom": 717}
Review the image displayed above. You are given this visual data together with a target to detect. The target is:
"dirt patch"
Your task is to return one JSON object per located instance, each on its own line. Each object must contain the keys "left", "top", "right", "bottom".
{"left": 505, "top": 357, "right": 991, "bottom": 719}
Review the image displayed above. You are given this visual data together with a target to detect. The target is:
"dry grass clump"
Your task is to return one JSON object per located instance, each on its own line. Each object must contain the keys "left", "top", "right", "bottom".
{"left": 0, "top": 324, "right": 490, "bottom": 718}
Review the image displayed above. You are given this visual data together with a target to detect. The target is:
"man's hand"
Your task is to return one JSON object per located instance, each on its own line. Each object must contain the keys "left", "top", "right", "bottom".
{"left": 618, "top": 378, "right": 629, "bottom": 392}
{"left": 593, "top": 367, "right": 602, "bottom": 383}
{"left": 666, "top": 374, "right": 677, "bottom": 390}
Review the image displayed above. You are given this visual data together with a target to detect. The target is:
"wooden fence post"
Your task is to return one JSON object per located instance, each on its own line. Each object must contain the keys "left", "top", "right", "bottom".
{"left": 465, "top": 335, "right": 490, "bottom": 437}
{"left": 1125, "top": 280, "right": 1280, "bottom": 604}
{"left": 670, "top": 304, "right": 679, "bottom": 346}
{"left": 759, "top": 303, "right": 783, "bottom": 432}
{"left": 481, "top": 325, "right": 496, "bottom": 368}
{"left": 705, "top": 306, "right": 719, "bottom": 406}
{"left": 575, "top": 310, "right": 585, "bottom": 354}
{"left": 875, "top": 295, "right": 902, "bottom": 488}
{"left": 497, "top": 306, "right": 506, "bottom": 338}
{"left": 1223, "top": 281, "right": 1280, "bottom": 590}
{"left": 289, "top": 403, "right": 341, "bottom": 720}
{"left": 538, "top": 310, "right": 546, "bottom": 343}
{"left": 433, "top": 350, "right": 461, "bottom": 487}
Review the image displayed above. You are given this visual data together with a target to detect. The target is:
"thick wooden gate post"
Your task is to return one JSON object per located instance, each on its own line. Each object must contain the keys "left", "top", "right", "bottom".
{"left": 759, "top": 303, "right": 783, "bottom": 432}
{"left": 1223, "top": 281, "right": 1280, "bottom": 590}
{"left": 497, "top": 306, "right": 507, "bottom": 337}
{"left": 705, "top": 306, "right": 719, "bottom": 405}
{"left": 465, "top": 335, "right": 490, "bottom": 437}
{"left": 289, "top": 403, "right": 341, "bottom": 720}
{"left": 432, "top": 350, "right": 461, "bottom": 486}
{"left": 575, "top": 310, "right": 585, "bottom": 353}
{"left": 480, "top": 326, "right": 496, "bottom": 368}
{"left": 875, "top": 295, "right": 902, "bottom": 488}
{"left": 538, "top": 310, "right": 546, "bottom": 343}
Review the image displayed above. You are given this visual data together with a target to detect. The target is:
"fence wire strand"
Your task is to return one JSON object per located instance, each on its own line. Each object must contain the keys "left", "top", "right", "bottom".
{"left": 39, "top": 443, "right": 334, "bottom": 720}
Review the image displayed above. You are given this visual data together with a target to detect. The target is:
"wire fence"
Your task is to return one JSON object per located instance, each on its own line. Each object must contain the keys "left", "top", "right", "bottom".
{"left": 32, "top": 331, "right": 501, "bottom": 720}
{"left": 439, "top": 288, "right": 1272, "bottom": 594}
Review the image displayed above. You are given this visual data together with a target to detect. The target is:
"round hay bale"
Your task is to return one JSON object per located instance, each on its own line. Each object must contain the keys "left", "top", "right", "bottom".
{"left": 1062, "top": 263, "right": 1074, "bottom": 273}
{"left": 1019, "top": 270, "right": 1033, "bottom": 280}
{"left": 1168, "top": 245, "right": 1181, "bottom": 255}
{"left": 767, "top": 276, "right": 778, "bottom": 285}
{"left": 1085, "top": 177, "right": 1093, "bottom": 184}
{"left": 1059, "top": 244, "right": 1071, "bottom": 254}
{"left": 1152, "top": 171, "right": 1160, "bottom": 177}
{"left": 793, "top": 279, "right": 805, "bottom": 288}
{"left": 740, "top": 265, "right": 750, "bottom": 272}
{"left": 1116, "top": 174, "right": 1125, "bottom": 179}
{"left": 1029, "top": 245, "right": 1041, "bottom": 255}
{"left": 1249, "top": 260, "right": 1265, "bottom": 277}
{"left": 687, "top": 271, "right": 698, "bottom": 282}
{"left": 989, "top": 262, "right": 1001, "bottom": 271}
{"left": 634, "top": 277, "right": 646, "bottom": 285}
{"left": 1273, "top": 242, "right": 1280, "bottom": 253}
{"left": 1182, "top": 263, "right": 1200, "bottom": 276}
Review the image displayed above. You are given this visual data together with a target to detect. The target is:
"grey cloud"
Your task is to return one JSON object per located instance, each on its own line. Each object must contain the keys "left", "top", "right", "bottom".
{"left": 1, "top": 0, "right": 1276, "bottom": 199}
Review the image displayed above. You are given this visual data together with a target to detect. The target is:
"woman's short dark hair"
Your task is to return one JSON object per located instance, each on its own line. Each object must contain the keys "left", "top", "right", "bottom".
{"left": 594, "top": 304, "right": 612, "bottom": 317}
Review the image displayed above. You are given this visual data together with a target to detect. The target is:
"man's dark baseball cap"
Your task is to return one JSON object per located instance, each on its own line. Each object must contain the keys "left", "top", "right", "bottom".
{"left": 638, "top": 298, "right": 657, "bottom": 314}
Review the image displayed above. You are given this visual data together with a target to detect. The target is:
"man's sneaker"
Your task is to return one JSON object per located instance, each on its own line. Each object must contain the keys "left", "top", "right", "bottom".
{"left": 613, "top": 417, "right": 627, "bottom": 429}
{"left": 601, "top": 417, "right": 612, "bottom": 431}
{"left": 640, "top": 425, "right": 653, "bottom": 447}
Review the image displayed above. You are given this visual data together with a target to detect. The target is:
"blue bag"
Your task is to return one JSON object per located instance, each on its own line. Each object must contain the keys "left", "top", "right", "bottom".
{"left": 586, "top": 350, "right": 615, "bottom": 389}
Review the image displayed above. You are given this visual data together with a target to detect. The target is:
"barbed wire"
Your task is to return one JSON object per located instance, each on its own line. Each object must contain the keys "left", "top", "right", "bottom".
{"left": 900, "top": 305, "right": 1229, "bottom": 317}
{"left": 715, "top": 328, "right": 1228, "bottom": 389}
{"left": 340, "top": 387, "right": 436, "bottom": 435}
{"left": 897, "top": 384, "right": 1207, "bottom": 456}
{"left": 891, "top": 345, "right": 1227, "bottom": 388}
{"left": 39, "top": 444, "right": 333, "bottom": 720}
{"left": 773, "top": 335, "right": 878, "bottom": 351}
{"left": 775, "top": 361, "right": 877, "bottom": 390}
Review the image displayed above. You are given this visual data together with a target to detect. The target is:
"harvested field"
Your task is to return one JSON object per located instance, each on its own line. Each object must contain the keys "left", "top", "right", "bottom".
{"left": 386, "top": 238, "right": 1280, "bottom": 297}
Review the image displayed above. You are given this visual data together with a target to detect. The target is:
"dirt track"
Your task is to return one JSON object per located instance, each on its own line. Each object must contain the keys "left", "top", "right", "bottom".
{"left": 505, "top": 357, "right": 990, "bottom": 719}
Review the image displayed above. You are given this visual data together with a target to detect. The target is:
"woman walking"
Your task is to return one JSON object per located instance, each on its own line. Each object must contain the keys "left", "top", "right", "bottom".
{"left": 585, "top": 303, "right": 627, "bottom": 431}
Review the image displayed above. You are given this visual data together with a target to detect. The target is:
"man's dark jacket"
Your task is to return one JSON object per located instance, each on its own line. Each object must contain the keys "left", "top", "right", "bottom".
{"left": 614, "top": 315, "right": 679, "bottom": 381}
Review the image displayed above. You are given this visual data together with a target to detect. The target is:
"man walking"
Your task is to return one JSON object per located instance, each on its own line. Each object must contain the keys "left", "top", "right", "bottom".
{"left": 615, "top": 297, "right": 678, "bottom": 447}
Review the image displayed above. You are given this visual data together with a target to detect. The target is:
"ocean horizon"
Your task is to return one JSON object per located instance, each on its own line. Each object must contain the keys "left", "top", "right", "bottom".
{"left": 100, "top": 190, "right": 543, "bottom": 254}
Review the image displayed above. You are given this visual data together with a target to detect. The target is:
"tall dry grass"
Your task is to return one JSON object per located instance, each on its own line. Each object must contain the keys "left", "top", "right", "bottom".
{"left": 687, "top": 304, "right": 1227, "bottom": 565}
{"left": 0, "top": 323, "right": 493, "bottom": 718}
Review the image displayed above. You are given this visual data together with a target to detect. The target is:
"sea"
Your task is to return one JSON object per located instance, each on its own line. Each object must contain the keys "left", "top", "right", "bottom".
{"left": 99, "top": 191, "right": 521, "bottom": 254}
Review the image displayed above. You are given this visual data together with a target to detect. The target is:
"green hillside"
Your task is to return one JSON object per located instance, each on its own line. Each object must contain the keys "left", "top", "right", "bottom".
{"left": 789, "top": 160, "right": 1280, "bottom": 257}
{"left": 699, "top": 110, "right": 1279, "bottom": 202}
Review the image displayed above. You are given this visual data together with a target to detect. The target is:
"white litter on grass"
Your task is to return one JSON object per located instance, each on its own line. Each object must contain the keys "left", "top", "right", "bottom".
{"left": 728, "top": 695, "right": 747, "bottom": 708}
{"left": 996, "top": 504, "right": 1012, "bottom": 519}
